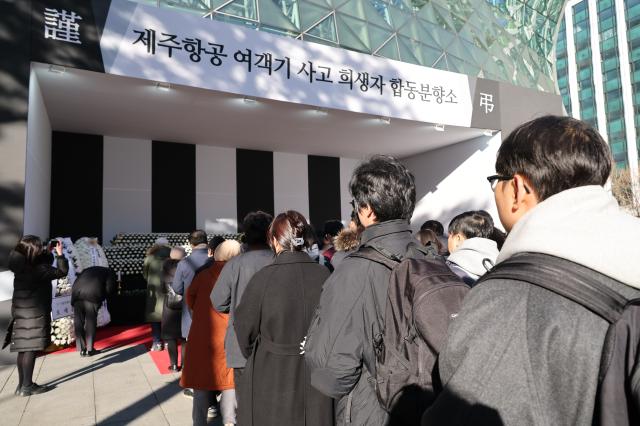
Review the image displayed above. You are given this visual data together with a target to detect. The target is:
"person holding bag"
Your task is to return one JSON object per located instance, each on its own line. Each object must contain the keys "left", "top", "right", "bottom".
{"left": 6, "top": 235, "right": 68, "bottom": 396}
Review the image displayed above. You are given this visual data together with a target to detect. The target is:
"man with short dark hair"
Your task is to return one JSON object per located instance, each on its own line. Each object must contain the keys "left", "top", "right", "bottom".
{"left": 446, "top": 210, "right": 498, "bottom": 286}
{"left": 305, "top": 155, "right": 418, "bottom": 425}
{"left": 172, "top": 229, "right": 210, "bottom": 398}
{"left": 423, "top": 116, "right": 640, "bottom": 425}
{"left": 172, "top": 230, "right": 210, "bottom": 342}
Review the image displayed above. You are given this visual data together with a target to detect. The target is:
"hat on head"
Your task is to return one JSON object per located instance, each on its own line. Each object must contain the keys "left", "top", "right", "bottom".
{"left": 155, "top": 237, "right": 169, "bottom": 245}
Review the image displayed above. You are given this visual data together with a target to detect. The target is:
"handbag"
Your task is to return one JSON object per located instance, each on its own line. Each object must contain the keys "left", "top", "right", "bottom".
{"left": 165, "top": 285, "right": 183, "bottom": 310}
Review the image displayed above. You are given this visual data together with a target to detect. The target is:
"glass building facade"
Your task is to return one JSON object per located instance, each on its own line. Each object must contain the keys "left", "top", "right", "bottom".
{"left": 135, "top": 0, "right": 566, "bottom": 92}
{"left": 557, "top": 0, "right": 640, "bottom": 168}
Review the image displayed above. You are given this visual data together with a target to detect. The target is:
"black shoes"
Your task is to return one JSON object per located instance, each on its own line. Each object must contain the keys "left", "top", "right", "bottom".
{"left": 81, "top": 348, "right": 98, "bottom": 357}
{"left": 17, "top": 383, "right": 50, "bottom": 397}
{"left": 168, "top": 364, "right": 181, "bottom": 372}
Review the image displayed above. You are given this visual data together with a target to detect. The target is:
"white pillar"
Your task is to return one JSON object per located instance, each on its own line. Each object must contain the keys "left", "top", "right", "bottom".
{"left": 614, "top": 0, "right": 639, "bottom": 192}
{"left": 588, "top": 0, "right": 609, "bottom": 140}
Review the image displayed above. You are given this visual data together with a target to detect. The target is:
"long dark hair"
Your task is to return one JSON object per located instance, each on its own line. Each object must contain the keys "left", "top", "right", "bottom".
{"left": 14, "top": 235, "right": 45, "bottom": 264}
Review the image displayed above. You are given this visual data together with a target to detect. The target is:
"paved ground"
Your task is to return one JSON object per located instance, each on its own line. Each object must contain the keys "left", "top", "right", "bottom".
{"left": 0, "top": 344, "right": 222, "bottom": 425}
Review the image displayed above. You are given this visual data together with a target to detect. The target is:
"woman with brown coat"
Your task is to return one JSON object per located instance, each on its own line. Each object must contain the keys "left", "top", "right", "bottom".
{"left": 234, "top": 211, "right": 334, "bottom": 426}
{"left": 181, "top": 239, "right": 241, "bottom": 426}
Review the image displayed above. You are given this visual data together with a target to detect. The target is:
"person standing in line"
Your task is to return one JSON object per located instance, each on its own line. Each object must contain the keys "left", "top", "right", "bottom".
{"left": 210, "top": 211, "right": 274, "bottom": 400}
{"left": 445, "top": 210, "right": 499, "bottom": 286}
{"left": 143, "top": 237, "right": 171, "bottom": 351}
{"left": 71, "top": 266, "right": 117, "bottom": 356}
{"left": 234, "top": 211, "right": 334, "bottom": 426}
{"left": 416, "top": 229, "right": 444, "bottom": 254}
{"left": 319, "top": 220, "right": 343, "bottom": 272}
{"left": 330, "top": 211, "right": 363, "bottom": 270}
{"left": 7, "top": 236, "right": 68, "bottom": 396}
{"left": 304, "top": 155, "right": 419, "bottom": 425}
{"left": 162, "top": 246, "right": 186, "bottom": 372}
{"left": 419, "top": 220, "right": 448, "bottom": 255}
{"left": 181, "top": 239, "right": 242, "bottom": 426}
{"left": 422, "top": 116, "right": 640, "bottom": 425}
{"left": 172, "top": 229, "right": 210, "bottom": 398}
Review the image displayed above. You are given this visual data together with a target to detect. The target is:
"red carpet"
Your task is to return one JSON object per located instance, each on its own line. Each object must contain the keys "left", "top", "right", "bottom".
{"left": 50, "top": 324, "right": 181, "bottom": 375}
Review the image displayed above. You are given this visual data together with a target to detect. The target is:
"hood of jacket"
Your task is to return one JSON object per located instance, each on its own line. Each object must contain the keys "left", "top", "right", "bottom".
{"left": 497, "top": 185, "right": 640, "bottom": 289}
{"left": 447, "top": 237, "right": 498, "bottom": 276}
{"left": 333, "top": 229, "right": 360, "bottom": 252}
{"left": 8, "top": 250, "right": 27, "bottom": 273}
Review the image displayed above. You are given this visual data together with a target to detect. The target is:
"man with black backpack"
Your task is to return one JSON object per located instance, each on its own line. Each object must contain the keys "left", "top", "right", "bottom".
{"left": 305, "top": 155, "right": 468, "bottom": 425}
{"left": 422, "top": 115, "right": 640, "bottom": 425}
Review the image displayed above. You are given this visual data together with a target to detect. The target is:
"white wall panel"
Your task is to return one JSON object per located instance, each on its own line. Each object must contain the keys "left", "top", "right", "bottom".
{"left": 196, "top": 145, "right": 237, "bottom": 234}
{"left": 339, "top": 157, "right": 361, "bottom": 225}
{"left": 103, "top": 136, "right": 152, "bottom": 243}
{"left": 273, "top": 152, "right": 309, "bottom": 219}
{"left": 404, "top": 134, "right": 503, "bottom": 233}
{"left": 23, "top": 71, "right": 52, "bottom": 239}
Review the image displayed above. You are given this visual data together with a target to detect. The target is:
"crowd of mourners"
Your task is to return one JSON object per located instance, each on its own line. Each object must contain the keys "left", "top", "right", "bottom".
{"left": 6, "top": 115, "right": 640, "bottom": 426}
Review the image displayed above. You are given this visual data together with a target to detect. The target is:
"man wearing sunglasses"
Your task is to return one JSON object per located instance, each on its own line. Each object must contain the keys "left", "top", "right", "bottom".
{"left": 423, "top": 115, "right": 640, "bottom": 425}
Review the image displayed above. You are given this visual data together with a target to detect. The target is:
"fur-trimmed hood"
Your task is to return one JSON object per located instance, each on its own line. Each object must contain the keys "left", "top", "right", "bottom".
{"left": 333, "top": 229, "right": 360, "bottom": 252}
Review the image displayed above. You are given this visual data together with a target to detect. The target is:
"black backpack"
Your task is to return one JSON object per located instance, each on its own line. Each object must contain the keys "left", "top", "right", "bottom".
{"left": 350, "top": 243, "right": 469, "bottom": 425}
{"left": 479, "top": 252, "right": 640, "bottom": 426}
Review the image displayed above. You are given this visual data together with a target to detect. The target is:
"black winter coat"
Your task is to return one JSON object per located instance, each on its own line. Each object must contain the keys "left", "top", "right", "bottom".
{"left": 234, "top": 250, "right": 334, "bottom": 426}
{"left": 161, "top": 258, "right": 182, "bottom": 340}
{"left": 71, "top": 266, "right": 116, "bottom": 305}
{"left": 8, "top": 251, "right": 68, "bottom": 352}
{"left": 305, "top": 220, "right": 419, "bottom": 426}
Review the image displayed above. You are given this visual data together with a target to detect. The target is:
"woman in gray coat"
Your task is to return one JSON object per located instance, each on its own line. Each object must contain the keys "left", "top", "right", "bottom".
{"left": 234, "top": 211, "right": 334, "bottom": 426}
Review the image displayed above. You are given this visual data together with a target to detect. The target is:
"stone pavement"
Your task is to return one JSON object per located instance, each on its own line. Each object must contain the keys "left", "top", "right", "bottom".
{"left": 0, "top": 344, "right": 222, "bottom": 425}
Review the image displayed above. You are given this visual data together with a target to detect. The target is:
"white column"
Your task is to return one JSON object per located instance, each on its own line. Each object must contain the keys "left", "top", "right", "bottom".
{"left": 614, "top": 0, "right": 639, "bottom": 180}
{"left": 273, "top": 152, "right": 309, "bottom": 220}
{"left": 565, "top": 2, "right": 581, "bottom": 119}
{"left": 588, "top": 0, "right": 609, "bottom": 140}
{"left": 103, "top": 137, "right": 152, "bottom": 244}
{"left": 24, "top": 70, "right": 52, "bottom": 238}
{"left": 195, "top": 145, "right": 237, "bottom": 234}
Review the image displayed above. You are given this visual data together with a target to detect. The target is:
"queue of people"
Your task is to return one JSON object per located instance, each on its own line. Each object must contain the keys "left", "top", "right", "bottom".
{"left": 5, "top": 115, "right": 640, "bottom": 426}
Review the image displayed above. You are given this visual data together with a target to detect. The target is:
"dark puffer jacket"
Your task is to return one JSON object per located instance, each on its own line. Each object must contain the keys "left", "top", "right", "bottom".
{"left": 8, "top": 251, "right": 68, "bottom": 352}
{"left": 71, "top": 266, "right": 116, "bottom": 305}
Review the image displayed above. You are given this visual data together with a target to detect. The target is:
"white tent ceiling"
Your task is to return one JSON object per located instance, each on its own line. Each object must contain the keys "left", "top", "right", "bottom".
{"left": 34, "top": 63, "right": 489, "bottom": 159}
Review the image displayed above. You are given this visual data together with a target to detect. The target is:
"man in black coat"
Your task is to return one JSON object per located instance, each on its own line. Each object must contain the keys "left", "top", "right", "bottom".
{"left": 71, "top": 266, "right": 116, "bottom": 356}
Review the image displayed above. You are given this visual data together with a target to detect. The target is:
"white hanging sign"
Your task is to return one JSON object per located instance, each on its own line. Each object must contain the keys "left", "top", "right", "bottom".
{"left": 100, "top": 0, "right": 474, "bottom": 127}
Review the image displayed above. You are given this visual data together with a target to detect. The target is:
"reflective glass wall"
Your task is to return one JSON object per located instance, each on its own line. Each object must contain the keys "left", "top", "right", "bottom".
{"left": 556, "top": 0, "right": 640, "bottom": 169}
